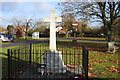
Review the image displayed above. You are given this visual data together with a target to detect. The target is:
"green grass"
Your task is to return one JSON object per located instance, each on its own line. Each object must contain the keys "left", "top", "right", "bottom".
{"left": 1, "top": 46, "right": 19, "bottom": 53}
{"left": 0, "top": 46, "right": 19, "bottom": 77}
{"left": 0, "top": 43, "right": 49, "bottom": 78}
{"left": 0, "top": 41, "right": 120, "bottom": 79}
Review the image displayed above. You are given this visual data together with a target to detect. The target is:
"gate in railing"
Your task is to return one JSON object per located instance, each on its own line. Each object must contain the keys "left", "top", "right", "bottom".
{"left": 4, "top": 42, "right": 88, "bottom": 80}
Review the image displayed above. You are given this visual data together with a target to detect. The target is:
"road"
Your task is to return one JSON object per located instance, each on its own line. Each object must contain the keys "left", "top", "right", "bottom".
{"left": 1, "top": 38, "right": 120, "bottom": 48}
{"left": 0, "top": 40, "right": 48, "bottom": 48}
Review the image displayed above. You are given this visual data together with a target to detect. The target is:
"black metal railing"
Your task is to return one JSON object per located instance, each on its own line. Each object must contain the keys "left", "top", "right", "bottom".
{"left": 6, "top": 42, "right": 88, "bottom": 80}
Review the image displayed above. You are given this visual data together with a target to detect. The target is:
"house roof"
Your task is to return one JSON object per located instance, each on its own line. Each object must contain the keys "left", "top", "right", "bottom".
{"left": 58, "top": 30, "right": 67, "bottom": 34}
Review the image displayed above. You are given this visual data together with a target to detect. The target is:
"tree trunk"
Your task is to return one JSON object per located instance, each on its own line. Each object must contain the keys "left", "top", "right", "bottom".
{"left": 107, "top": 32, "right": 112, "bottom": 42}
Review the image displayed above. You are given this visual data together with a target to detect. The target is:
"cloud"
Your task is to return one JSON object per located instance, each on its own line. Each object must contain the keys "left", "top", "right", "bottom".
{"left": 28, "top": 2, "right": 56, "bottom": 14}
{"left": 39, "top": 2, "right": 55, "bottom": 11}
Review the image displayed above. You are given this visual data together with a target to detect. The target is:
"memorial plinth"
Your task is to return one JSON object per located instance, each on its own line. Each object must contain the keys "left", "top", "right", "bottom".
{"left": 41, "top": 51, "right": 66, "bottom": 73}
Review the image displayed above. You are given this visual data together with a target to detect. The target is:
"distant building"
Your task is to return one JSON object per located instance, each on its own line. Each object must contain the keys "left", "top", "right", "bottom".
{"left": 56, "top": 21, "right": 82, "bottom": 37}
{"left": 56, "top": 26, "right": 67, "bottom": 34}
{"left": 58, "top": 30, "right": 67, "bottom": 34}
{"left": 13, "top": 25, "right": 27, "bottom": 38}
{"left": 72, "top": 21, "right": 82, "bottom": 32}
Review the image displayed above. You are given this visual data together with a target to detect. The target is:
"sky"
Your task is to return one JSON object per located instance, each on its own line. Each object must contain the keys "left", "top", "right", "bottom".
{"left": 0, "top": 1, "right": 62, "bottom": 28}
{"left": 0, "top": 0, "right": 103, "bottom": 28}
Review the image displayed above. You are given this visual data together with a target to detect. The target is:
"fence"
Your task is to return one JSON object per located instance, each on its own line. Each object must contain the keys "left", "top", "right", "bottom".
{"left": 5, "top": 42, "right": 89, "bottom": 80}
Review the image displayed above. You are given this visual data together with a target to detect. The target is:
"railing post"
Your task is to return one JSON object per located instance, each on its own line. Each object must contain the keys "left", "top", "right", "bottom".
{"left": 30, "top": 44, "right": 32, "bottom": 64}
{"left": 82, "top": 46, "right": 88, "bottom": 80}
{"left": 8, "top": 49, "right": 10, "bottom": 79}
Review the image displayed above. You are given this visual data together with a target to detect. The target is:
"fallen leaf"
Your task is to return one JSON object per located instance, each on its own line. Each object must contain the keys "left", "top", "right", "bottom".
{"left": 88, "top": 68, "right": 93, "bottom": 70}
{"left": 88, "top": 75, "right": 96, "bottom": 77}
{"left": 100, "top": 72, "right": 107, "bottom": 75}
{"left": 107, "top": 69, "right": 113, "bottom": 72}
{"left": 67, "top": 65, "right": 77, "bottom": 69}
{"left": 80, "top": 61, "right": 82, "bottom": 63}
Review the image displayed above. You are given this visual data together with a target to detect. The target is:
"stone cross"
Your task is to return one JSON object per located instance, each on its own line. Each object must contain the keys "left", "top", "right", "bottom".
{"left": 44, "top": 10, "right": 62, "bottom": 51}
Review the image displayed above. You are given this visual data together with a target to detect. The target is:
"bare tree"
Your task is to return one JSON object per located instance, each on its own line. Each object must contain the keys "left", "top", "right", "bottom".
{"left": 11, "top": 17, "right": 44, "bottom": 38}
{"left": 12, "top": 18, "right": 23, "bottom": 26}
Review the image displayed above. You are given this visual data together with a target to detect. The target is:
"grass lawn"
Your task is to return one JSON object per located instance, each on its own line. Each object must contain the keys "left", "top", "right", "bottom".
{"left": 0, "top": 41, "right": 120, "bottom": 79}
{"left": 0, "top": 46, "right": 19, "bottom": 77}
{"left": 88, "top": 50, "right": 120, "bottom": 79}
{"left": 57, "top": 41, "right": 120, "bottom": 79}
